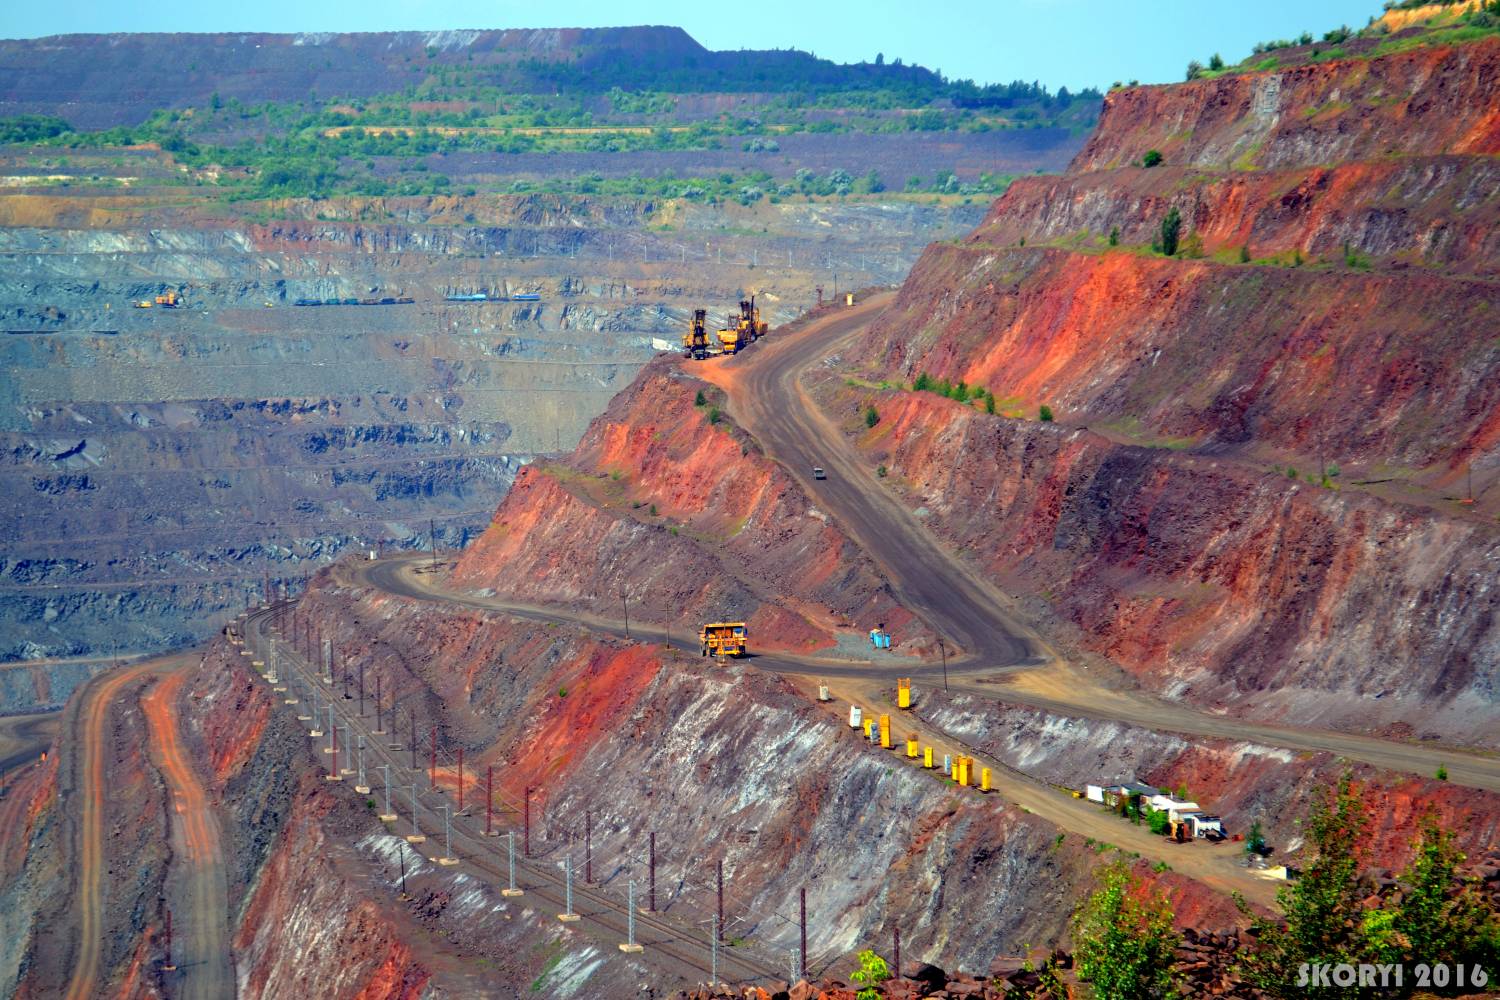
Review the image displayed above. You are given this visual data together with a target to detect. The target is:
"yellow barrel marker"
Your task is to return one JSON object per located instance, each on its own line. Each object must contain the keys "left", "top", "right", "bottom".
{"left": 957, "top": 757, "right": 969, "bottom": 787}
{"left": 906, "top": 735, "right": 919, "bottom": 759}
{"left": 897, "top": 677, "right": 911, "bottom": 709}
{"left": 879, "top": 714, "right": 891, "bottom": 749}
{"left": 981, "top": 767, "right": 992, "bottom": 792}
{"left": 923, "top": 746, "right": 934, "bottom": 769}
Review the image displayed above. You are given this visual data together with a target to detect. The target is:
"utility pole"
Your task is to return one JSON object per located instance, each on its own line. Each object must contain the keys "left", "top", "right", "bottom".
{"left": 524, "top": 785, "right": 532, "bottom": 857}
{"left": 358, "top": 661, "right": 365, "bottom": 717}
{"left": 585, "top": 810, "right": 592, "bottom": 883}
{"left": 457, "top": 746, "right": 464, "bottom": 810}
{"left": 938, "top": 638, "right": 948, "bottom": 692}
{"left": 430, "top": 518, "right": 439, "bottom": 571}
{"left": 648, "top": 831, "right": 656, "bottom": 912}
{"left": 716, "top": 860, "right": 724, "bottom": 941}
{"left": 621, "top": 588, "right": 630, "bottom": 639}
{"left": 894, "top": 924, "right": 901, "bottom": 979}
{"left": 799, "top": 887, "right": 808, "bottom": 982}
{"left": 429, "top": 726, "right": 438, "bottom": 790}
{"left": 398, "top": 842, "right": 409, "bottom": 900}
{"left": 485, "top": 766, "right": 494, "bottom": 836}
{"left": 374, "top": 675, "right": 384, "bottom": 734}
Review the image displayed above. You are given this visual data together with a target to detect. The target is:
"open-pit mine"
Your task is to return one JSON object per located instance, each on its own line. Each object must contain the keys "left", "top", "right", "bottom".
{"left": 2, "top": 6, "right": 1499, "bottom": 999}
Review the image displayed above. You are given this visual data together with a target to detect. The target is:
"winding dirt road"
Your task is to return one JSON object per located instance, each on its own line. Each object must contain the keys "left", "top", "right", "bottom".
{"left": 142, "top": 669, "right": 234, "bottom": 1000}
{"left": 350, "top": 296, "right": 1500, "bottom": 911}
{"left": 62, "top": 657, "right": 175, "bottom": 1000}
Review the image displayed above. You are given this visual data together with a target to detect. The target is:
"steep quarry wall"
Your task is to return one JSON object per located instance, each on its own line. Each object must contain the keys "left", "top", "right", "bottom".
{"left": 864, "top": 241, "right": 1500, "bottom": 471}
{"left": 819, "top": 35, "right": 1500, "bottom": 741}
{"left": 453, "top": 361, "right": 928, "bottom": 654}
{"left": 817, "top": 382, "right": 1499, "bottom": 742}
{"left": 1073, "top": 36, "right": 1500, "bottom": 172}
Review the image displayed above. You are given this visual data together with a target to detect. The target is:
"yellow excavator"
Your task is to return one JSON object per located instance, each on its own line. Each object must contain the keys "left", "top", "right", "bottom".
{"left": 740, "top": 295, "right": 768, "bottom": 342}
{"left": 682, "top": 308, "right": 710, "bottom": 360}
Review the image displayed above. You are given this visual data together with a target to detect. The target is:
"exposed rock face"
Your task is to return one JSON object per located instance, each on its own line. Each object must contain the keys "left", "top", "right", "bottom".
{"left": 917, "top": 690, "right": 1500, "bottom": 867}
{"left": 453, "top": 361, "right": 928, "bottom": 654}
{"left": 820, "top": 36, "right": 1500, "bottom": 740}
{"left": 275, "top": 571, "right": 1151, "bottom": 986}
{"left": 822, "top": 389, "right": 1499, "bottom": 739}
{"left": 1072, "top": 38, "right": 1500, "bottom": 172}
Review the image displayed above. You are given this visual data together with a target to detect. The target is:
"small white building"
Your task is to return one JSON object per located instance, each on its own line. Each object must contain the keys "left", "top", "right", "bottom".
{"left": 1186, "top": 814, "right": 1223, "bottom": 838}
{"left": 1146, "top": 794, "right": 1202, "bottom": 822}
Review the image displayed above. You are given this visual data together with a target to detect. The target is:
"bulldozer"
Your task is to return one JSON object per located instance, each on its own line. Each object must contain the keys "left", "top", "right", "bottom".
{"left": 699, "top": 622, "right": 748, "bottom": 658}
{"left": 682, "top": 308, "right": 711, "bottom": 360}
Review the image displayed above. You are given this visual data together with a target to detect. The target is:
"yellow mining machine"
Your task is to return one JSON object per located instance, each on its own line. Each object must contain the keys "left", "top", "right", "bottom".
{"left": 740, "top": 294, "right": 768, "bottom": 342}
{"left": 682, "top": 308, "right": 711, "bottom": 360}
{"left": 715, "top": 309, "right": 746, "bottom": 355}
{"left": 699, "top": 622, "right": 748, "bottom": 658}
{"left": 154, "top": 290, "right": 182, "bottom": 308}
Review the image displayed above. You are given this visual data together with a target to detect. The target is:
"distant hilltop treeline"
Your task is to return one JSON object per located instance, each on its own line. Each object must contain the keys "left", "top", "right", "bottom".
{"left": 0, "top": 27, "right": 1099, "bottom": 128}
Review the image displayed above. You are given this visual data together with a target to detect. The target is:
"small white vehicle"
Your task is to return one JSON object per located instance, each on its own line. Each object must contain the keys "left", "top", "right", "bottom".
{"left": 812, "top": 467, "right": 826, "bottom": 480}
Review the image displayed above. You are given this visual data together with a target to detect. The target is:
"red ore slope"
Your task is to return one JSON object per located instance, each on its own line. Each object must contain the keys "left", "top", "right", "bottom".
{"left": 453, "top": 359, "right": 927, "bottom": 654}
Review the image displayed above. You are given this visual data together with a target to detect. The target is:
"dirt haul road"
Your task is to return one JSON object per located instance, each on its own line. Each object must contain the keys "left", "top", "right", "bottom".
{"left": 60, "top": 655, "right": 186, "bottom": 1000}
{"left": 142, "top": 668, "right": 234, "bottom": 1000}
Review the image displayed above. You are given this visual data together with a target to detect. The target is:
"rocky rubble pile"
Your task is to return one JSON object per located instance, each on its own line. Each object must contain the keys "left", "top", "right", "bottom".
{"left": 669, "top": 957, "right": 1078, "bottom": 999}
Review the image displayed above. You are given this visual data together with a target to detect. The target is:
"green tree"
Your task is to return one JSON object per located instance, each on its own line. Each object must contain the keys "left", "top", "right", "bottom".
{"left": 1239, "top": 773, "right": 1372, "bottom": 998}
{"left": 1109, "top": 225, "right": 1120, "bottom": 246}
{"left": 1073, "top": 860, "right": 1180, "bottom": 999}
{"left": 1245, "top": 819, "right": 1266, "bottom": 856}
{"left": 913, "top": 372, "right": 932, "bottom": 392}
{"left": 1385, "top": 809, "right": 1500, "bottom": 972}
{"left": 1239, "top": 244, "right": 1252, "bottom": 263}
{"left": 1142, "top": 149, "right": 1163, "bottom": 168}
{"left": 694, "top": 389, "right": 706, "bottom": 406}
{"left": 1039, "top": 405, "right": 1054, "bottom": 422}
{"left": 1159, "top": 207, "right": 1182, "bottom": 256}
{"left": 1209, "top": 53, "right": 1225, "bottom": 71}
{"left": 865, "top": 405, "right": 880, "bottom": 428}
{"left": 850, "top": 949, "right": 891, "bottom": 1000}
{"left": 985, "top": 393, "right": 997, "bottom": 415}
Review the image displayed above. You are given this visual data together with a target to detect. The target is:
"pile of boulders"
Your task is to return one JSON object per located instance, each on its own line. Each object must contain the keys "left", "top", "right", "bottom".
{"left": 667, "top": 956, "right": 1076, "bottom": 999}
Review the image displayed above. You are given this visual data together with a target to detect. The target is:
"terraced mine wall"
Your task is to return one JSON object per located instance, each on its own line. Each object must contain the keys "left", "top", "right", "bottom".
{"left": 259, "top": 573, "right": 1229, "bottom": 989}
{"left": 0, "top": 191, "right": 985, "bottom": 664}
{"left": 818, "top": 36, "right": 1500, "bottom": 743}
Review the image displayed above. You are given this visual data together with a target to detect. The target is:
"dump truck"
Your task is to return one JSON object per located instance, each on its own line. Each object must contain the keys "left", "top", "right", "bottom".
{"left": 715, "top": 311, "right": 747, "bottom": 355}
{"left": 682, "top": 308, "right": 711, "bottom": 359}
{"left": 699, "top": 622, "right": 748, "bottom": 658}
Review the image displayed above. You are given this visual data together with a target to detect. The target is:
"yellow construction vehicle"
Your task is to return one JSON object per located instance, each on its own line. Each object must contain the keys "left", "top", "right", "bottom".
{"left": 715, "top": 311, "right": 747, "bottom": 355}
{"left": 133, "top": 300, "right": 153, "bottom": 309}
{"left": 739, "top": 294, "right": 768, "bottom": 342}
{"left": 155, "top": 290, "right": 182, "bottom": 308}
{"left": 699, "top": 622, "right": 748, "bottom": 658}
{"left": 682, "top": 308, "right": 710, "bottom": 360}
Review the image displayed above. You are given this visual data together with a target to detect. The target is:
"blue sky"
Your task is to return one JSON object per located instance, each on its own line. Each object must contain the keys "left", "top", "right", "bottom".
{"left": 1, "top": 0, "right": 1383, "bottom": 91}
